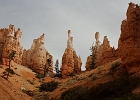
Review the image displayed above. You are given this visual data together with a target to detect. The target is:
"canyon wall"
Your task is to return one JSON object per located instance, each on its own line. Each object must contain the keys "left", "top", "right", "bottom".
{"left": 118, "top": 2, "right": 140, "bottom": 74}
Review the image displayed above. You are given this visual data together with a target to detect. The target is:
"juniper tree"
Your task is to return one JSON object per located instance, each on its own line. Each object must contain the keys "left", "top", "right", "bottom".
{"left": 8, "top": 50, "right": 16, "bottom": 69}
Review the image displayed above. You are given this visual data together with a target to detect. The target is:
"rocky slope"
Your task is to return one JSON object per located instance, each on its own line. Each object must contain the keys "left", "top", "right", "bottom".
{"left": 0, "top": 76, "right": 34, "bottom": 100}
{"left": 0, "top": 62, "right": 36, "bottom": 100}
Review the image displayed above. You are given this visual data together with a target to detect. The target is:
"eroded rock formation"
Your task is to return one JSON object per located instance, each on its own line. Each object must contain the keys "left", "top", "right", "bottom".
{"left": 22, "top": 34, "right": 53, "bottom": 74}
{"left": 62, "top": 30, "right": 82, "bottom": 78}
{"left": 0, "top": 24, "right": 23, "bottom": 65}
{"left": 118, "top": 2, "right": 140, "bottom": 74}
{"left": 85, "top": 55, "right": 94, "bottom": 71}
{"left": 86, "top": 32, "right": 119, "bottom": 70}
{"left": 95, "top": 35, "right": 119, "bottom": 67}
{"left": 85, "top": 32, "right": 101, "bottom": 70}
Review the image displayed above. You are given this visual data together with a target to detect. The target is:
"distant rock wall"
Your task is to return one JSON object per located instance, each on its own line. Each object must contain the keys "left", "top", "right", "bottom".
{"left": 62, "top": 30, "right": 82, "bottom": 78}
{"left": 118, "top": 2, "right": 140, "bottom": 74}
{"left": 0, "top": 24, "right": 23, "bottom": 65}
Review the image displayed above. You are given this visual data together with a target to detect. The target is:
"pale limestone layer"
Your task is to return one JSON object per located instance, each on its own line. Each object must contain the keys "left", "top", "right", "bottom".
{"left": 0, "top": 24, "right": 23, "bottom": 65}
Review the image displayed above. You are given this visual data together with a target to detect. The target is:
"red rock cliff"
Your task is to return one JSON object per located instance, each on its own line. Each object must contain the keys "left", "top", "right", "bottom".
{"left": 118, "top": 2, "right": 140, "bottom": 74}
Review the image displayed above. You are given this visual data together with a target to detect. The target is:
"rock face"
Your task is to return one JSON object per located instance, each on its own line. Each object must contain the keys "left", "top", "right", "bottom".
{"left": 118, "top": 2, "right": 140, "bottom": 74}
{"left": 85, "top": 55, "right": 93, "bottom": 71}
{"left": 95, "top": 35, "right": 119, "bottom": 67}
{"left": 22, "top": 34, "right": 53, "bottom": 74}
{"left": 85, "top": 32, "right": 101, "bottom": 70}
{"left": 0, "top": 24, "right": 23, "bottom": 65}
{"left": 62, "top": 30, "right": 82, "bottom": 78}
{"left": 85, "top": 32, "right": 119, "bottom": 70}
{"left": 94, "top": 32, "right": 101, "bottom": 54}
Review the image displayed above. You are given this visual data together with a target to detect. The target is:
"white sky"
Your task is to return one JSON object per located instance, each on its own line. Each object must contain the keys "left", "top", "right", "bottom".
{"left": 0, "top": 0, "right": 139, "bottom": 70}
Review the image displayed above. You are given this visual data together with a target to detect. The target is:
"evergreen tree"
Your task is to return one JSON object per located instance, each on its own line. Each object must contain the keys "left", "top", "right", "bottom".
{"left": 44, "top": 58, "right": 51, "bottom": 77}
{"left": 89, "top": 42, "right": 96, "bottom": 69}
{"left": 54, "top": 59, "right": 61, "bottom": 77}
{"left": 8, "top": 50, "right": 16, "bottom": 69}
{"left": 55, "top": 59, "right": 60, "bottom": 74}
{"left": 4, "top": 50, "right": 16, "bottom": 79}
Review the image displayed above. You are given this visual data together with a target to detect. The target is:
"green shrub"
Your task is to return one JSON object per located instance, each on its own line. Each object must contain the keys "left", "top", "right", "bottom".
{"left": 27, "top": 80, "right": 34, "bottom": 85}
{"left": 114, "top": 94, "right": 140, "bottom": 100}
{"left": 109, "top": 61, "right": 126, "bottom": 78}
{"left": 35, "top": 73, "right": 44, "bottom": 79}
{"left": 5, "top": 68, "right": 15, "bottom": 75}
{"left": 91, "top": 75, "right": 97, "bottom": 81}
{"left": 60, "top": 76, "right": 140, "bottom": 100}
{"left": 22, "top": 90, "right": 34, "bottom": 96}
{"left": 111, "top": 61, "right": 121, "bottom": 70}
{"left": 54, "top": 73, "right": 62, "bottom": 78}
{"left": 69, "top": 72, "right": 75, "bottom": 77}
{"left": 61, "top": 86, "right": 88, "bottom": 100}
{"left": 39, "top": 81, "right": 59, "bottom": 92}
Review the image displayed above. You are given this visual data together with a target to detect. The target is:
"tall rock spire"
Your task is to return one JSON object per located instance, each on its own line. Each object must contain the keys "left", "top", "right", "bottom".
{"left": 22, "top": 34, "right": 53, "bottom": 74}
{"left": 62, "top": 30, "right": 82, "bottom": 78}
{"left": 67, "top": 30, "right": 73, "bottom": 50}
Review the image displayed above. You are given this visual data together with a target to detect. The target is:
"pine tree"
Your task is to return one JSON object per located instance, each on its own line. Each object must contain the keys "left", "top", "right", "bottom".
{"left": 8, "top": 50, "right": 16, "bottom": 69}
{"left": 4, "top": 50, "right": 16, "bottom": 79}
{"left": 54, "top": 59, "right": 61, "bottom": 77}
{"left": 89, "top": 42, "right": 96, "bottom": 69}
{"left": 55, "top": 59, "right": 59, "bottom": 74}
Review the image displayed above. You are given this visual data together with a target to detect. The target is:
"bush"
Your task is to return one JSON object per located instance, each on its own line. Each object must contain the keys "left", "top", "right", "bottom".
{"left": 69, "top": 72, "right": 75, "bottom": 77}
{"left": 109, "top": 61, "right": 124, "bottom": 78}
{"left": 54, "top": 73, "right": 62, "bottom": 78}
{"left": 60, "top": 76, "right": 140, "bottom": 100}
{"left": 39, "top": 81, "right": 59, "bottom": 92}
{"left": 61, "top": 86, "right": 88, "bottom": 100}
{"left": 22, "top": 90, "right": 34, "bottom": 96}
{"left": 111, "top": 61, "right": 121, "bottom": 70}
{"left": 27, "top": 80, "right": 34, "bottom": 85}
{"left": 35, "top": 73, "right": 44, "bottom": 79}
{"left": 5, "top": 68, "right": 15, "bottom": 75}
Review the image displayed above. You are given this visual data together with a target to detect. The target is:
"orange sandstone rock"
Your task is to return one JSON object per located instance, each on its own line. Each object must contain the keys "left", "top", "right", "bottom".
{"left": 85, "top": 32, "right": 119, "bottom": 70}
{"left": 62, "top": 30, "right": 82, "bottom": 78}
{"left": 118, "top": 2, "right": 140, "bottom": 74}
{"left": 0, "top": 24, "right": 23, "bottom": 65}
{"left": 95, "top": 35, "right": 118, "bottom": 67}
{"left": 22, "top": 34, "right": 53, "bottom": 74}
